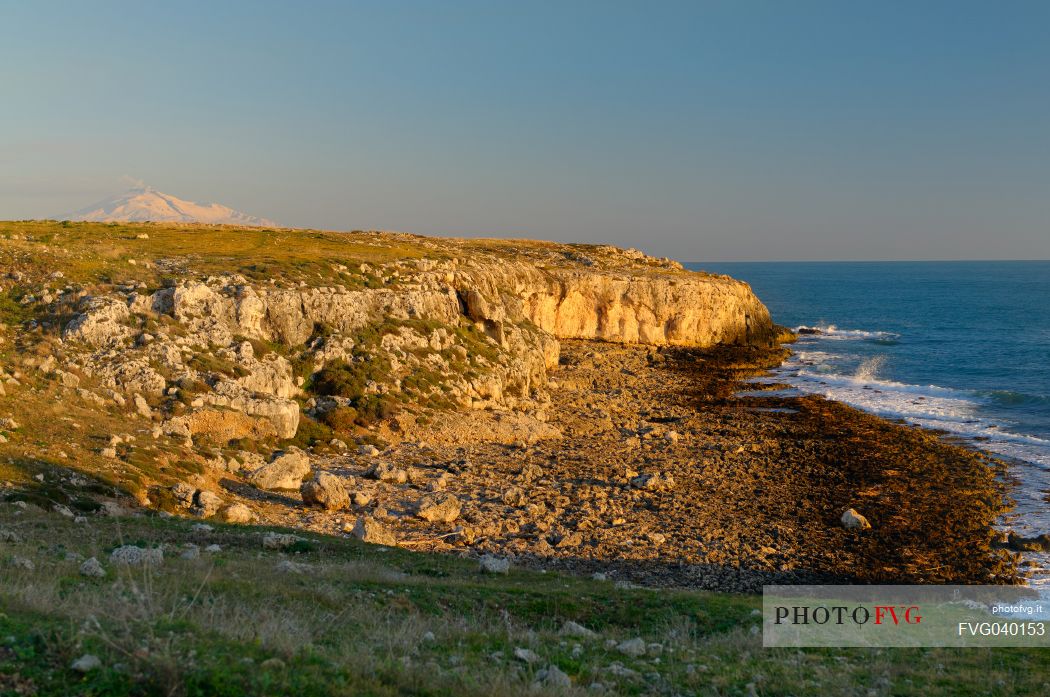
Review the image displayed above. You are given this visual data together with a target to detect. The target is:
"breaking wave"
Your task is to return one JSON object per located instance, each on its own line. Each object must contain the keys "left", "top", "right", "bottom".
{"left": 794, "top": 324, "right": 900, "bottom": 342}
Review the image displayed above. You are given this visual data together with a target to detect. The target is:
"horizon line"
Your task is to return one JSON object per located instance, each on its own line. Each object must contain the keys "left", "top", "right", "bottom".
{"left": 688, "top": 258, "right": 1050, "bottom": 264}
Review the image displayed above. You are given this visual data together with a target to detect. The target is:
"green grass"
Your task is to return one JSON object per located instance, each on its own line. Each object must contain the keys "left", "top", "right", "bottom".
{"left": 0, "top": 506, "right": 1047, "bottom": 696}
{"left": 0, "top": 289, "right": 34, "bottom": 326}
{"left": 0, "top": 221, "right": 439, "bottom": 289}
{"left": 0, "top": 220, "right": 697, "bottom": 295}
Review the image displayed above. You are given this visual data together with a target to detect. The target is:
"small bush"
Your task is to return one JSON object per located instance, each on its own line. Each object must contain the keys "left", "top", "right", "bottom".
{"left": 0, "top": 290, "right": 32, "bottom": 325}
{"left": 312, "top": 360, "right": 367, "bottom": 399}
{"left": 322, "top": 406, "right": 359, "bottom": 432}
{"left": 285, "top": 416, "right": 333, "bottom": 449}
{"left": 188, "top": 352, "right": 249, "bottom": 379}
{"left": 286, "top": 540, "right": 317, "bottom": 555}
{"left": 355, "top": 394, "right": 397, "bottom": 424}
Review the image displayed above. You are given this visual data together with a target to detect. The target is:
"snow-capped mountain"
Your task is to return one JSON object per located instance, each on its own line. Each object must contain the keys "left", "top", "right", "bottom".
{"left": 57, "top": 187, "right": 278, "bottom": 227}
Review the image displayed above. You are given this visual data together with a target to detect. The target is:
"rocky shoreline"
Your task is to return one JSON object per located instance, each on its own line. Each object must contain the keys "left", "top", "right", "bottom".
{"left": 220, "top": 339, "right": 1020, "bottom": 592}
{"left": 0, "top": 222, "right": 1023, "bottom": 593}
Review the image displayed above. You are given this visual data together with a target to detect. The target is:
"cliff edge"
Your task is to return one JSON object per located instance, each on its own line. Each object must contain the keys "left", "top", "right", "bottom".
{"left": 0, "top": 220, "right": 777, "bottom": 503}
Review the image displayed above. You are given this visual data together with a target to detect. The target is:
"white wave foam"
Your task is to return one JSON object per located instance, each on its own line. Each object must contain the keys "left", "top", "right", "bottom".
{"left": 779, "top": 364, "right": 1050, "bottom": 460}
{"left": 795, "top": 324, "right": 900, "bottom": 341}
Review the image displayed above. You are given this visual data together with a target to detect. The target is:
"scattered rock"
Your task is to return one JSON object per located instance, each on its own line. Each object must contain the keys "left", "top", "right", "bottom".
{"left": 603, "top": 662, "right": 638, "bottom": 678}
{"left": 415, "top": 492, "right": 461, "bottom": 523}
{"left": 502, "top": 486, "right": 526, "bottom": 506}
{"left": 262, "top": 533, "right": 303, "bottom": 550}
{"left": 10, "top": 556, "right": 34, "bottom": 571}
{"left": 56, "top": 370, "right": 80, "bottom": 388}
{"left": 426, "top": 473, "right": 450, "bottom": 492}
{"left": 249, "top": 448, "right": 312, "bottom": 490}
{"left": 170, "top": 482, "right": 196, "bottom": 507}
{"left": 79, "top": 557, "right": 106, "bottom": 578}
{"left": 560, "top": 620, "right": 597, "bottom": 638}
{"left": 366, "top": 462, "right": 408, "bottom": 484}
{"left": 204, "top": 544, "right": 222, "bottom": 553}
{"left": 52, "top": 504, "right": 74, "bottom": 518}
{"left": 301, "top": 472, "right": 351, "bottom": 510}
{"left": 513, "top": 647, "right": 541, "bottom": 664}
{"left": 520, "top": 464, "right": 544, "bottom": 481}
{"left": 71, "top": 654, "right": 102, "bottom": 673}
{"left": 841, "top": 508, "right": 872, "bottom": 530}
{"left": 180, "top": 544, "right": 200, "bottom": 560}
{"left": 275, "top": 559, "right": 308, "bottom": 573}
{"left": 1007, "top": 532, "right": 1050, "bottom": 552}
{"left": 479, "top": 554, "right": 510, "bottom": 574}
{"left": 192, "top": 490, "right": 223, "bottom": 517}
{"left": 616, "top": 637, "right": 647, "bottom": 657}
{"left": 646, "top": 532, "right": 666, "bottom": 546}
{"left": 110, "top": 545, "right": 163, "bottom": 566}
{"left": 352, "top": 516, "right": 397, "bottom": 546}
{"left": 536, "top": 664, "right": 572, "bottom": 689}
{"left": 358, "top": 444, "right": 380, "bottom": 456}
{"left": 220, "top": 503, "right": 255, "bottom": 524}
{"left": 629, "top": 472, "right": 675, "bottom": 492}
{"left": 133, "top": 394, "right": 153, "bottom": 419}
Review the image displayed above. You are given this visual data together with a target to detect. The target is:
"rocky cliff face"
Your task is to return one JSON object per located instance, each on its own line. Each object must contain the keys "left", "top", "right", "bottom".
{"left": 454, "top": 260, "right": 774, "bottom": 348}
{"left": 108, "top": 256, "right": 772, "bottom": 352}
{"left": 43, "top": 233, "right": 775, "bottom": 445}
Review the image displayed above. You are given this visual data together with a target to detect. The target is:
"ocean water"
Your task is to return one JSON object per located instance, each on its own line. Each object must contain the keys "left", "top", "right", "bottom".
{"left": 689, "top": 261, "right": 1050, "bottom": 583}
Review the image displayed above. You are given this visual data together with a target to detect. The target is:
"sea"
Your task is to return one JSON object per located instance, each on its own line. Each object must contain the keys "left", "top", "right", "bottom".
{"left": 690, "top": 260, "right": 1050, "bottom": 589}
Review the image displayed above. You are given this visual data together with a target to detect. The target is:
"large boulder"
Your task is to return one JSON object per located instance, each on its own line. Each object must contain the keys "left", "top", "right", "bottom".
{"left": 109, "top": 545, "right": 163, "bottom": 566}
{"left": 366, "top": 462, "right": 408, "bottom": 484}
{"left": 416, "top": 493, "right": 461, "bottom": 523}
{"left": 220, "top": 503, "right": 255, "bottom": 524}
{"left": 841, "top": 508, "right": 872, "bottom": 530}
{"left": 479, "top": 554, "right": 510, "bottom": 574}
{"left": 351, "top": 516, "right": 397, "bottom": 546}
{"left": 248, "top": 448, "right": 311, "bottom": 490}
{"left": 300, "top": 472, "right": 351, "bottom": 510}
{"left": 192, "top": 490, "right": 224, "bottom": 517}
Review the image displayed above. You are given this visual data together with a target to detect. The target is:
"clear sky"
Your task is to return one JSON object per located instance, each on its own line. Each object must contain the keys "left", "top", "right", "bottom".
{"left": 2, "top": 1, "right": 1048, "bottom": 261}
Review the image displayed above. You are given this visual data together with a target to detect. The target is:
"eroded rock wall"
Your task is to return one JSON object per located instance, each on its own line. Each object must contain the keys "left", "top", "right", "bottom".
{"left": 454, "top": 261, "right": 775, "bottom": 348}
{"left": 59, "top": 246, "right": 775, "bottom": 442}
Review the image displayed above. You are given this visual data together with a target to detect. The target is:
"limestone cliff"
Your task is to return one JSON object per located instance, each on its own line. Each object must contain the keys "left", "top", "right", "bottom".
{"left": 9, "top": 222, "right": 777, "bottom": 445}
{"left": 115, "top": 254, "right": 773, "bottom": 352}
{"left": 454, "top": 260, "right": 775, "bottom": 348}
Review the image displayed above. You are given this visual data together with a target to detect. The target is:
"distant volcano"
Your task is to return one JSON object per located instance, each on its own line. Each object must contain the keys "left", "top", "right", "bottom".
{"left": 57, "top": 187, "right": 278, "bottom": 227}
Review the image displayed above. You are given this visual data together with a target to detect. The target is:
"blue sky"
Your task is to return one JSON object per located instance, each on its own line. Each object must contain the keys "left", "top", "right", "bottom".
{"left": 2, "top": 0, "right": 1048, "bottom": 260}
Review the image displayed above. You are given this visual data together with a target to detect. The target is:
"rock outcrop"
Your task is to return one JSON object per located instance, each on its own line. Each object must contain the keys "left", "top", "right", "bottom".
{"left": 454, "top": 260, "right": 775, "bottom": 348}
{"left": 247, "top": 449, "right": 311, "bottom": 490}
{"left": 301, "top": 473, "right": 351, "bottom": 510}
{"left": 54, "top": 233, "right": 775, "bottom": 443}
